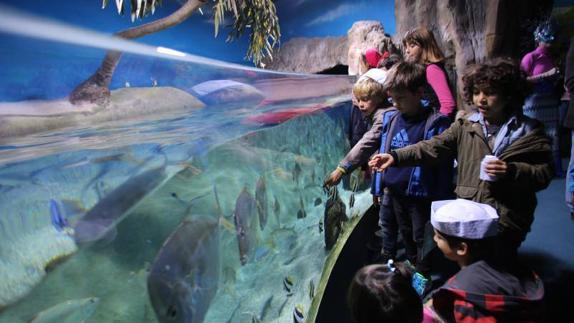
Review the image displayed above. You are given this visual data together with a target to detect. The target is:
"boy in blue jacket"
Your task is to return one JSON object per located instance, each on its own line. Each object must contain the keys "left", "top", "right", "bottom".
{"left": 325, "top": 62, "right": 453, "bottom": 272}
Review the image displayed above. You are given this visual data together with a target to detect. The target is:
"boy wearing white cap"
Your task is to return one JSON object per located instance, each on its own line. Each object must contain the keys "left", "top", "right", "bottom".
{"left": 426, "top": 199, "right": 545, "bottom": 322}
{"left": 325, "top": 68, "right": 390, "bottom": 187}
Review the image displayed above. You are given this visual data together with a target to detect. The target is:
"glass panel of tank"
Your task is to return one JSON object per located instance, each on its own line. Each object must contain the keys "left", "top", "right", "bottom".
{"left": 0, "top": 6, "right": 371, "bottom": 323}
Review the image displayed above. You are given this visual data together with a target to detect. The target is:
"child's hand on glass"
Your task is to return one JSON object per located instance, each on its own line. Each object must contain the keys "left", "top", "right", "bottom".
{"left": 369, "top": 153, "right": 394, "bottom": 171}
{"left": 323, "top": 168, "right": 344, "bottom": 189}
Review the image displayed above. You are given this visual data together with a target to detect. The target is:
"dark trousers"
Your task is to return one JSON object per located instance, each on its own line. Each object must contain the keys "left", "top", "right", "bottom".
{"left": 389, "top": 192, "right": 432, "bottom": 270}
{"left": 378, "top": 189, "right": 398, "bottom": 256}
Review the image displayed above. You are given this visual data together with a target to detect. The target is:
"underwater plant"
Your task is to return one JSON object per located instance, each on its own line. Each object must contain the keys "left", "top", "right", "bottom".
{"left": 70, "top": 0, "right": 281, "bottom": 105}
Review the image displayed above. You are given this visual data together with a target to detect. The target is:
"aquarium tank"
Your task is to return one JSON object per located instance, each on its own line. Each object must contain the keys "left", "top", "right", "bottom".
{"left": 0, "top": 5, "right": 375, "bottom": 323}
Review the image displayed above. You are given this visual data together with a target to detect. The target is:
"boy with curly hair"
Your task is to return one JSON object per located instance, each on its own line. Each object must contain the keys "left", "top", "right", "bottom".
{"left": 369, "top": 58, "right": 554, "bottom": 257}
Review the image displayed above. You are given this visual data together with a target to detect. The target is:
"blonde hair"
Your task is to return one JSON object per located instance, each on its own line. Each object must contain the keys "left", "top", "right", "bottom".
{"left": 353, "top": 78, "right": 386, "bottom": 103}
{"left": 402, "top": 27, "right": 445, "bottom": 64}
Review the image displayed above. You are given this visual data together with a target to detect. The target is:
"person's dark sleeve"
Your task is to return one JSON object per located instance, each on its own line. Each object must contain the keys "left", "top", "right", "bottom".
{"left": 393, "top": 119, "right": 460, "bottom": 166}
{"left": 564, "top": 37, "right": 574, "bottom": 129}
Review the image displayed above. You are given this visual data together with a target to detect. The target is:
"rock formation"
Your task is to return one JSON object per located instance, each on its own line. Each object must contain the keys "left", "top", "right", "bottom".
{"left": 346, "top": 21, "right": 395, "bottom": 76}
{"left": 264, "top": 36, "right": 348, "bottom": 74}
{"left": 0, "top": 87, "right": 205, "bottom": 138}
{"left": 265, "top": 21, "right": 393, "bottom": 75}
{"left": 394, "top": 0, "right": 553, "bottom": 109}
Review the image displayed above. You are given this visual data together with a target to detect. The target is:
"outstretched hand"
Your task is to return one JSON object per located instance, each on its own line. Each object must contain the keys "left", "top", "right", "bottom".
{"left": 323, "top": 168, "right": 344, "bottom": 191}
{"left": 368, "top": 153, "right": 394, "bottom": 172}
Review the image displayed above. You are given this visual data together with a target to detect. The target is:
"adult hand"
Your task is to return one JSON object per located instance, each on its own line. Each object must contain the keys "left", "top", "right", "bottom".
{"left": 323, "top": 168, "right": 344, "bottom": 190}
{"left": 368, "top": 153, "right": 394, "bottom": 172}
{"left": 484, "top": 159, "right": 507, "bottom": 179}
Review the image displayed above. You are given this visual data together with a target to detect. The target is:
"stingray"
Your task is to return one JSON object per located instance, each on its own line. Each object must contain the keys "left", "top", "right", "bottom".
{"left": 147, "top": 218, "right": 220, "bottom": 323}
{"left": 73, "top": 165, "right": 168, "bottom": 244}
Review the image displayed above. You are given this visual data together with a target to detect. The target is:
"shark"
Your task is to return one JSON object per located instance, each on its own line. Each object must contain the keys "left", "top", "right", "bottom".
{"left": 73, "top": 165, "right": 169, "bottom": 244}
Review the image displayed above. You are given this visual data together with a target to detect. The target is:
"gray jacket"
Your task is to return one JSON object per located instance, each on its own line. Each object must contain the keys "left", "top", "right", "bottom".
{"left": 339, "top": 108, "right": 386, "bottom": 172}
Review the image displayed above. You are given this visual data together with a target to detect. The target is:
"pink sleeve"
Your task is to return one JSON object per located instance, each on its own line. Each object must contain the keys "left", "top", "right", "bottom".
{"left": 426, "top": 64, "right": 456, "bottom": 118}
{"left": 422, "top": 307, "right": 438, "bottom": 323}
{"left": 520, "top": 52, "right": 534, "bottom": 76}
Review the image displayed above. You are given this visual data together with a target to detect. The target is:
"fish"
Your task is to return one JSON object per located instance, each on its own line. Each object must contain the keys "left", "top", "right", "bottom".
{"left": 79, "top": 157, "right": 117, "bottom": 201}
{"left": 255, "top": 176, "right": 268, "bottom": 231}
{"left": 269, "top": 167, "right": 291, "bottom": 181}
{"left": 171, "top": 192, "right": 187, "bottom": 204}
{"left": 225, "top": 302, "right": 241, "bottom": 323}
{"left": 292, "top": 162, "right": 302, "bottom": 186}
{"left": 91, "top": 153, "right": 127, "bottom": 164}
{"left": 283, "top": 276, "right": 294, "bottom": 293}
{"left": 308, "top": 280, "right": 315, "bottom": 300}
{"left": 29, "top": 297, "right": 99, "bottom": 323}
{"left": 50, "top": 199, "right": 70, "bottom": 232}
{"left": 349, "top": 193, "right": 355, "bottom": 209}
{"left": 294, "top": 155, "right": 316, "bottom": 167}
{"left": 293, "top": 304, "right": 304, "bottom": 323}
{"left": 74, "top": 166, "right": 168, "bottom": 244}
{"left": 213, "top": 184, "right": 224, "bottom": 217}
{"left": 254, "top": 246, "right": 271, "bottom": 262}
{"left": 172, "top": 191, "right": 211, "bottom": 208}
{"left": 310, "top": 168, "right": 317, "bottom": 185}
{"left": 318, "top": 218, "right": 324, "bottom": 234}
{"left": 260, "top": 295, "right": 273, "bottom": 321}
{"left": 350, "top": 172, "right": 360, "bottom": 193}
{"left": 324, "top": 187, "right": 347, "bottom": 250}
{"left": 283, "top": 256, "right": 297, "bottom": 266}
{"left": 147, "top": 218, "right": 220, "bottom": 323}
{"left": 277, "top": 298, "right": 289, "bottom": 316}
{"left": 314, "top": 197, "right": 322, "bottom": 206}
{"left": 222, "top": 266, "right": 236, "bottom": 286}
{"left": 296, "top": 195, "right": 306, "bottom": 219}
{"left": 234, "top": 187, "right": 259, "bottom": 265}
{"left": 273, "top": 195, "right": 281, "bottom": 226}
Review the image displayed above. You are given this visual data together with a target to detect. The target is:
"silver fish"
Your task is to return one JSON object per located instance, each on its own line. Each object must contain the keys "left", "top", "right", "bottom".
{"left": 74, "top": 166, "right": 168, "bottom": 244}
{"left": 234, "top": 187, "right": 258, "bottom": 265}
{"left": 277, "top": 298, "right": 289, "bottom": 316}
{"left": 30, "top": 297, "right": 99, "bottom": 323}
{"left": 324, "top": 187, "right": 347, "bottom": 250}
{"left": 296, "top": 195, "right": 306, "bottom": 219}
{"left": 255, "top": 176, "right": 268, "bottom": 230}
{"left": 273, "top": 195, "right": 281, "bottom": 226}
{"left": 147, "top": 218, "right": 220, "bottom": 323}
{"left": 260, "top": 295, "right": 273, "bottom": 321}
{"left": 293, "top": 162, "right": 302, "bottom": 186}
{"left": 308, "top": 280, "right": 315, "bottom": 300}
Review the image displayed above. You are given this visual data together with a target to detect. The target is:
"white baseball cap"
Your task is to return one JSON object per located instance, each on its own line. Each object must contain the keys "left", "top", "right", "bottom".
{"left": 431, "top": 199, "right": 499, "bottom": 239}
{"left": 358, "top": 68, "right": 387, "bottom": 85}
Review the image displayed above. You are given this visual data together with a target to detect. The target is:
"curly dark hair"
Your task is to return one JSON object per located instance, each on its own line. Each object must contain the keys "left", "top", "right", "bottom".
{"left": 462, "top": 57, "right": 531, "bottom": 113}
